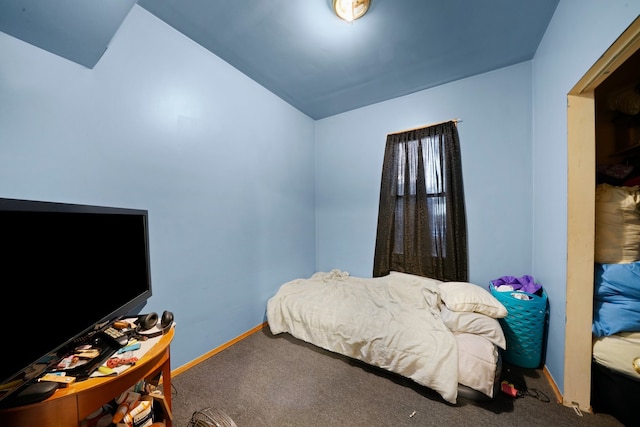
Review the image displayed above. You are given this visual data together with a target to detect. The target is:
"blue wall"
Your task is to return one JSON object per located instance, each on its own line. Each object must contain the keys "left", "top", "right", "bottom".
{"left": 315, "top": 1, "right": 640, "bottom": 395}
{"left": 0, "top": 7, "right": 316, "bottom": 371}
{"left": 531, "top": 1, "right": 640, "bottom": 392}
{"left": 2, "top": 1, "right": 640, "bottom": 398}
{"left": 315, "top": 63, "right": 534, "bottom": 281}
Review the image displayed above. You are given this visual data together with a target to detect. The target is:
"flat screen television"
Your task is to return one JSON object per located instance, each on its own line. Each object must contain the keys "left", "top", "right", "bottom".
{"left": 0, "top": 197, "right": 152, "bottom": 405}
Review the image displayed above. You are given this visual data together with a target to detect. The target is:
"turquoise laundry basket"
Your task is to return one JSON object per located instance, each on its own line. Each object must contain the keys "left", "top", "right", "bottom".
{"left": 489, "top": 282, "right": 548, "bottom": 369}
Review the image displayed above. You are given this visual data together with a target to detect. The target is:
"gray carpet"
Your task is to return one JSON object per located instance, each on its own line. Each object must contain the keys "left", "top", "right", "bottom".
{"left": 170, "top": 327, "right": 623, "bottom": 426}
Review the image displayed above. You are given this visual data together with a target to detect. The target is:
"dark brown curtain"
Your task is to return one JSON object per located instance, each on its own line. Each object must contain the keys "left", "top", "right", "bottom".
{"left": 373, "top": 121, "right": 468, "bottom": 281}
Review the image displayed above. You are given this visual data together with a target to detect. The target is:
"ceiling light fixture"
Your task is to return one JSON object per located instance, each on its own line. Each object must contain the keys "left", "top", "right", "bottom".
{"left": 333, "top": 0, "right": 370, "bottom": 22}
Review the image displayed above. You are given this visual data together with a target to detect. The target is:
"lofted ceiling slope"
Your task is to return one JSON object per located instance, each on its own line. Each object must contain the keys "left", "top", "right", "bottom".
{"left": 0, "top": 0, "right": 137, "bottom": 69}
{"left": 0, "top": 0, "right": 559, "bottom": 119}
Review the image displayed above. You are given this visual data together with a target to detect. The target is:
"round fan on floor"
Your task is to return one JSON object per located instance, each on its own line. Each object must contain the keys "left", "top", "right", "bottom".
{"left": 187, "top": 407, "right": 238, "bottom": 427}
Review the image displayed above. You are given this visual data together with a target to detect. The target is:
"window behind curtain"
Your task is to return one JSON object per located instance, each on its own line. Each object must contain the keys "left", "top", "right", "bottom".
{"left": 373, "top": 120, "right": 468, "bottom": 282}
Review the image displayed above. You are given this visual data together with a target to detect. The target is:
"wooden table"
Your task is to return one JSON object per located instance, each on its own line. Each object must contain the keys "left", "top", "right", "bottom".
{"left": 0, "top": 327, "right": 174, "bottom": 427}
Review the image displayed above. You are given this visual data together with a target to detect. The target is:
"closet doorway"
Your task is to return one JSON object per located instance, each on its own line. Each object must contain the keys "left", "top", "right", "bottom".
{"left": 565, "top": 17, "right": 640, "bottom": 412}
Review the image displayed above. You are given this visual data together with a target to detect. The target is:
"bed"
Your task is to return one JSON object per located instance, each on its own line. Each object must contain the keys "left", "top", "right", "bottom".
{"left": 591, "top": 330, "right": 640, "bottom": 426}
{"left": 591, "top": 261, "right": 640, "bottom": 425}
{"left": 266, "top": 270, "right": 508, "bottom": 404}
{"left": 591, "top": 183, "right": 640, "bottom": 425}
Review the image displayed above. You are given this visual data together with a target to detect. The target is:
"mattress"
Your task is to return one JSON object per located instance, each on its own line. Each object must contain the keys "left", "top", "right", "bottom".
{"left": 267, "top": 270, "right": 504, "bottom": 404}
{"left": 591, "top": 332, "right": 640, "bottom": 425}
{"left": 592, "top": 331, "right": 640, "bottom": 379}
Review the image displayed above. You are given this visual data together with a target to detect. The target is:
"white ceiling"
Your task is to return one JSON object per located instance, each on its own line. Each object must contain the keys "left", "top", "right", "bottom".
{"left": 0, "top": 0, "right": 560, "bottom": 120}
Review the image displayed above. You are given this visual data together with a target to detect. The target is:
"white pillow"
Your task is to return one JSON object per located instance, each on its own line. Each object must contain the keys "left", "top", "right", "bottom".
{"left": 438, "top": 281, "right": 508, "bottom": 318}
{"left": 455, "top": 333, "right": 500, "bottom": 398}
{"left": 440, "top": 306, "right": 506, "bottom": 349}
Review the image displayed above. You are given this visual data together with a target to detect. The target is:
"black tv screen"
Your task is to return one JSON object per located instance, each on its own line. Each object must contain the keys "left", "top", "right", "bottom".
{"left": 0, "top": 197, "right": 152, "bottom": 402}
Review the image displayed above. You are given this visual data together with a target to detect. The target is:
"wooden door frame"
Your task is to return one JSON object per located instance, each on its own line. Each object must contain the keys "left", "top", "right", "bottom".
{"left": 565, "top": 17, "right": 640, "bottom": 412}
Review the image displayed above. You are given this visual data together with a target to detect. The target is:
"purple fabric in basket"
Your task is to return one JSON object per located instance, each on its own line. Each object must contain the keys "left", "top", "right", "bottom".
{"left": 492, "top": 275, "right": 541, "bottom": 294}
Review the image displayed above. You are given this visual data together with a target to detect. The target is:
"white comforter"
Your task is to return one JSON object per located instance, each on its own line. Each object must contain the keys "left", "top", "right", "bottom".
{"left": 267, "top": 270, "right": 460, "bottom": 403}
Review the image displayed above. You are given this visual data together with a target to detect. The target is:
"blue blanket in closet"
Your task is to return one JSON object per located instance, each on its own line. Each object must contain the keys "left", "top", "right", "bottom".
{"left": 593, "top": 262, "right": 640, "bottom": 336}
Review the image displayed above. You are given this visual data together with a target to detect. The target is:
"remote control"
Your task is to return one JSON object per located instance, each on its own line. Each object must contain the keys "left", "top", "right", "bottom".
{"left": 102, "top": 326, "right": 129, "bottom": 347}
